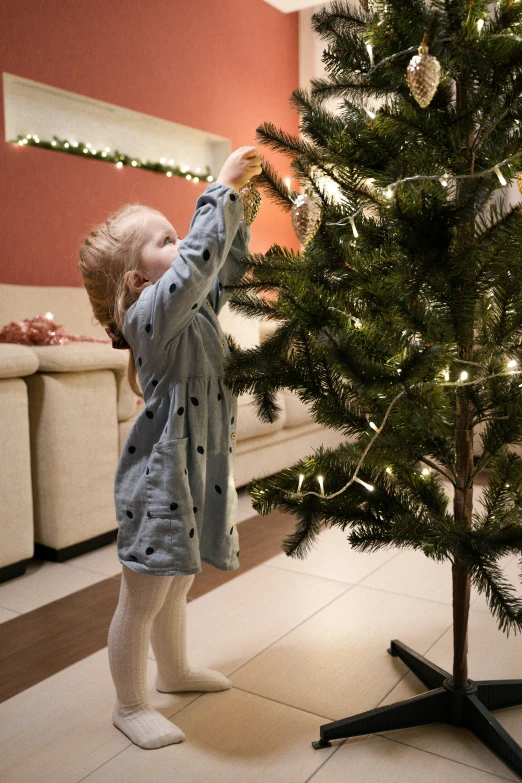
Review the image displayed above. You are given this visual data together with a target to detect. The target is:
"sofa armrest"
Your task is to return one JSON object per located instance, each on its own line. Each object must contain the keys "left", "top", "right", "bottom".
{"left": 259, "top": 318, "right": 285, "bottom": 344}
{"left": 27, "top": 342, "right": 139, "bottom": 422}
{"left": 0, "top": 343, "right": 39, "bottom": 379}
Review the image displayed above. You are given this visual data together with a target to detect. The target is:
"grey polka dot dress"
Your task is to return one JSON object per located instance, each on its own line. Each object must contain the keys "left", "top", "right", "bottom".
{"left": 114, "top": 182, "right": 250, "bottom": 575}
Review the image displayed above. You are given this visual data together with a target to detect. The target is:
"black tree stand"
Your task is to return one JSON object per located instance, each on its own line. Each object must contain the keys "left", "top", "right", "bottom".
{"left": 312, "top": 638, "right": 522, "bottom": 779}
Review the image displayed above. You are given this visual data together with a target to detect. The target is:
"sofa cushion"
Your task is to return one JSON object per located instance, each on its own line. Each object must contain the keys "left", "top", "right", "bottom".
{"left": 218, "top": 300, "right": 261, "bottom": 349}
{"left": 282, "top": 389, "right": 315, "bottom": 427}
{"left": 0, "top": 283, "right": 106, "bottom": 339}
{"left": 0, "top": 344, "right": 39, "bottom": 379}
{"left": 28, "top": 343, "right": 138, "bottom": 422}
{"left": 237, "top": 390, "right": 287, "bottom": 441}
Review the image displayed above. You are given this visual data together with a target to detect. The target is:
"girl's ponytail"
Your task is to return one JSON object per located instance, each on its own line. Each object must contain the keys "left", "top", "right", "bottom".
{"left": 78, "top": 204, "right": 163, "bottom": 399}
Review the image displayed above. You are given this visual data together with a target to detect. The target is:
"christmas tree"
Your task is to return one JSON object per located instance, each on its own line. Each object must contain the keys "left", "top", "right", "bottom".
{"left": 223, "top": 0, "right": 522, "bottom": 776}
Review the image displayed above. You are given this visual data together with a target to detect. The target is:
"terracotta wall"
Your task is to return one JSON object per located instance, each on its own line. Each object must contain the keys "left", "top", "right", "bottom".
{"left": 0, "top": 0, "right": 300, "bottom": 286}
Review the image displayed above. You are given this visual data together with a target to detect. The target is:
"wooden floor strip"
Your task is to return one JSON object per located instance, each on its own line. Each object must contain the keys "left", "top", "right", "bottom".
{"left": 0, "top": 509, "right": 297, "bottom": 704}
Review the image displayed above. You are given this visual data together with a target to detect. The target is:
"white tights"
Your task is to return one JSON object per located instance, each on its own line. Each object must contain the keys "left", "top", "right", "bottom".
{"left": 108, "top": 565, "right": 231, "bottom": 749}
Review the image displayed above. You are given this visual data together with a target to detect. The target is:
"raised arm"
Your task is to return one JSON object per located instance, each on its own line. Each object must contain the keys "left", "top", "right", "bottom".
{"left": 124, "top": 146, "right": 262, "bottom": 350}
{"left": 209, "top": 219, "right": 252, "bottom": 317}
{"left": 130, "top": 182, "right": 244, "bottom": 350}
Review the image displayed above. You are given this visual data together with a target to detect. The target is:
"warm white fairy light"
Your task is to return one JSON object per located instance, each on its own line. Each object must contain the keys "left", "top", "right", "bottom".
{"left": 349, "top": 217, "right": 359, "bottom": 238}
{"left": 169, "top": 159, "right": 174, "bottom": 166}
{"left": 508, "top": 359, "right": 518, "bottom": 369}
{"left": 366, "top": 42, "right": 374, "bottom": 67}
{"left": 116, "top": 161, "right": 123, "bottom": 168}
{"left": 477, "top": 18, "right": 485, "bottom": 33}
{"left": 386, "top": 466, "right": 393, "bottom": 474}
{"left": 285, "top": 177, "right": 292, "bottom": 193}
{"left": 181, "top": 166, "right": 189, "bottom": 173}
{"left": 385, "top": 186, "right": 394, "bottom": 199}
{"left": 494, "top": 165, "right": 507, "bottom": 186}
{"left": 355, "top": 477, "right": 374, "bottom": 492}
{"left": 207, "top": 175, "right": 214, "bottom": 181}
{"left": 160, "top": 157, "right": 166, "bottom": 164}
{"left": 297, "top": 474, "right": 305, "bottom": 493}
{"left": 382, "top": 154, "right": 522, "bottom": 193}
{"left": 101, "top": 152, "right": 106, "bottom": 157}
{"left": 86, "top": 143, "right": 91, "bottom": 148}
{"left": 460, "top": 371, "right": 469, "bottom": 381}
{"left": 369, "top": 421, "right": 378, "bottom": 431}
{"left": 131, "top": 160, "right": 137, "bottom": 167}
{"left": 166, "top": 171, "right": 173, "bottom": 177}
{"left": 443, "top": 369, "right": 450, "bottom": 381}
{"left": 317, "top": 475, "right": 325, "bottom": 495}
{"left": 195, "top": 167, "right": 201, "bottom": 173}
{"left": 364, "top": 106, "right": 376, "bottom": 119}
{"left": 439, "top": 176, "right": 448, "bottom": 187}
{"left": 186, "top": 174, "right": 192, "bottom": 180}
{"left": 422, "top": 468, "right": 431, "bottom": 476}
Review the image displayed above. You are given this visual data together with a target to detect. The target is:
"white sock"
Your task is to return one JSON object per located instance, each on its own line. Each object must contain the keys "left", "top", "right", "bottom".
{"left": 108, "top": 566, "right": 186, "bottom": 749}
{"left": 151, "top": 573, "right": 232, "bottom": 693}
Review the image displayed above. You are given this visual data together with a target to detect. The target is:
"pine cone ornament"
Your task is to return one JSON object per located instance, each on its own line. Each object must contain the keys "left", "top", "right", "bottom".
{"left": 238, "top": 181, "right": 262, "bottom": 225}
{"left": 406, "top": 37, "right": 441, "bottom": 108}
{"left": 291, "top": 188, "right": 323, "bottom": 245}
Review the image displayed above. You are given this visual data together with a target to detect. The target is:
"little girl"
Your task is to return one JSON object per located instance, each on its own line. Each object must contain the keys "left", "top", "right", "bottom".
{"left": 78, "top": 146, "right": 262, "bottom": 750}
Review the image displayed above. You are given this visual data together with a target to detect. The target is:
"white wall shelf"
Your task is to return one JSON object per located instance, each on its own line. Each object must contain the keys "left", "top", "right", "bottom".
{"left": 3, "top": 72, "right": 231, "bottom": 178}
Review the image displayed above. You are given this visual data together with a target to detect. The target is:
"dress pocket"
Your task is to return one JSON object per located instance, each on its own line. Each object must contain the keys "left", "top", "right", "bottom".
{"left": 146, "top": 436, "right": 191, "bottom": 514}
{"left": 143, "top": 436, "right": 200, "bottom": 571}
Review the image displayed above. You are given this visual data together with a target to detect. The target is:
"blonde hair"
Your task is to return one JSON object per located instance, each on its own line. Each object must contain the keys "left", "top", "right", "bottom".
{"left": 77, "top": 203, "right": 164, "bottom": 397}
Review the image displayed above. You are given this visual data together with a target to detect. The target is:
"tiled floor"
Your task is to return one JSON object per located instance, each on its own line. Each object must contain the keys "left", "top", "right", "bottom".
{"left": 2, "top": 483, "right": 522, "bottom": 782}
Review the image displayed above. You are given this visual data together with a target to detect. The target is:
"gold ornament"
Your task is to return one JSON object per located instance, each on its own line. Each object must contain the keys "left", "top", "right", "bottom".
{"left": 517, "top": 172, "right": 522, "bottom": 195}
{"left": 406, "top": 34, "right": 441, "bottom": 109}
{"left": 291, "top": 187, "right": 323, "bottom": 245}
{"left": 238, "top": 181, "right": 262, "bottom": 225}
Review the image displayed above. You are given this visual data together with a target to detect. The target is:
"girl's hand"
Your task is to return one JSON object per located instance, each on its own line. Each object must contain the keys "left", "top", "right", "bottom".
{"left": 217, "top": 147, "right": 262, "bottom": 192}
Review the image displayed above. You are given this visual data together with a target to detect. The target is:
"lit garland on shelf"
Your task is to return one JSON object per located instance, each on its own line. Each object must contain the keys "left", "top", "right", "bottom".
{"left": 11, "top": 134, "right": 215, "bottom": 183}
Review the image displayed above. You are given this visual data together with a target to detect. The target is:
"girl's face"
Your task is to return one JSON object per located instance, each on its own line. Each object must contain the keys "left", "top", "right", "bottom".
{"left": 125, "top": 212, "right": 182, "bottom": 293}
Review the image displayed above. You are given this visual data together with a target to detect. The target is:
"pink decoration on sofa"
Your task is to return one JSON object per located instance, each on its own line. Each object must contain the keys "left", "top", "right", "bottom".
{"left": 0, "top": 313, "right": 111, "bottom": 347}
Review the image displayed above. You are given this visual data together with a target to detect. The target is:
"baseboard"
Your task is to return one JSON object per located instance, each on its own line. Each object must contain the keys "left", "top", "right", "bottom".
{"left": 34, "top": 529, "right": 118, "bottom": 562}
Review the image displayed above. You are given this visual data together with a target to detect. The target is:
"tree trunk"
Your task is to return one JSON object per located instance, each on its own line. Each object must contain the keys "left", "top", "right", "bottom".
{"left": 451, "top": 77, "right": 474, "bottom": 689}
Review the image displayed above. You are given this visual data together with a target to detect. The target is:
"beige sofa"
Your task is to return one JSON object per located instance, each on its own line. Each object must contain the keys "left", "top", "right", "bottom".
{"left": 0, "top": 282, "right": 347, "bottom": 566}
{"left": 0, "top": 343, "right": 39, "bottom": 581}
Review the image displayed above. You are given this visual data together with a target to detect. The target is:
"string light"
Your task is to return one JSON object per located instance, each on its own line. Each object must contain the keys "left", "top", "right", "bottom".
{"left": 439, "top": 176, "right": 448, "bottom": 187}
{"left": 369, "top": 421, "right": 378, "bottom": 431}
{"left": 364, "top": 106, "right": 376, "bottom": 119}
{"left": 422, "top": 468, "right": 431, "bottom": 476}
{"left": 443, "top": 369, "right": 450, "bottom": 381}
{"left": 349, "top": 217, "right": 359, "bottom": 238}
{"left": 477, "top": 18, "right": 485, "bottom": 34}
{"left": 317, "top": 475, "right": 325, "bottom": 495}
{"left": 355, "top": 477, "right": 374, "bottom": 492}
{"left": 460, "top": 371, "right": 469, "bottom": 381}
{"left": 508, "top": 359, "right": 518, "bottom": 369}
{"left": 366, "top": 42, "right": 374, "bottom": 67}
{"left": 297, "top": 474, "right": 305, "bottom": 493}
{"left": 494, "top": 165, "right": 507, "bottom": 186}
